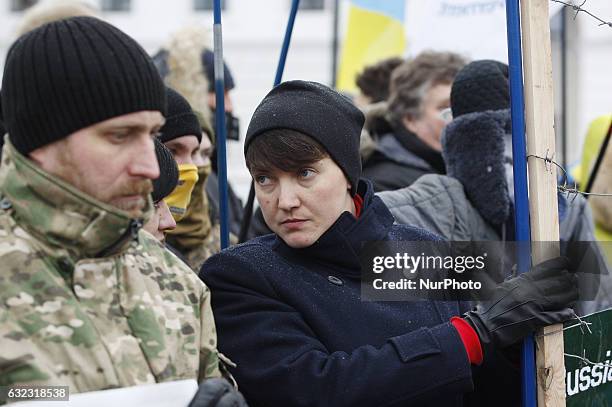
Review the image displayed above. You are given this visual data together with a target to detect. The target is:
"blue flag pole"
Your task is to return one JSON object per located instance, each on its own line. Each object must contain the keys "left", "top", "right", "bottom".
{"left": 274, "top": 0, "right": 300, "bottom": 86}
{"left": 213, "top": 0, "right": 230, "bottom": 249}
{"left": 238, "top": 0, "right": 301, "bottom": 243}
{"left": 505, "top": 1, "right": 536, "bottom": 406}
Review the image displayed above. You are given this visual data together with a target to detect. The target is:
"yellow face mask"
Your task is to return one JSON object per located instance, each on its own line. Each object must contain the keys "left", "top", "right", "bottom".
{"left": 166, "top": 163, "right": 212, "bottom": 246}
{"left": 164, "top": 163, "right": 199, "bottom": 222}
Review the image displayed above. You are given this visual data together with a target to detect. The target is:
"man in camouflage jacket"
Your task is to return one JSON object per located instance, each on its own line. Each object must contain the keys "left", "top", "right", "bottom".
{"left": 0, "top": 16, "right": 221, "bottom": 394}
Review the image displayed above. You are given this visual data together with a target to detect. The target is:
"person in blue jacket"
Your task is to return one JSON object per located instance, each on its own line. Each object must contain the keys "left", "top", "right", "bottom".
{"left": 199, "top": 80, "right": 578, "bottom": 407}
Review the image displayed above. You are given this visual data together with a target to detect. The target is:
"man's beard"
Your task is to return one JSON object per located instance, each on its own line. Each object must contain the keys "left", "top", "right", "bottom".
{"left": 53, "top": 146, "right": 153, "bottom": 218}
{"left": 108, "top": 180, "right": 153, "bottom": 217}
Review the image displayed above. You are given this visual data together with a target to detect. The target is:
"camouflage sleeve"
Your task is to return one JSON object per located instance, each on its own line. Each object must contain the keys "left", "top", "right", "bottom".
{"left": 198, "top": 284, "right": 222, "bottom": 381}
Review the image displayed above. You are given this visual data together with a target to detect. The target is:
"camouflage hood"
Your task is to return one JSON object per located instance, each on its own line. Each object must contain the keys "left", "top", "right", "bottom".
{"left": 0, "top": 140, "right": 153, "bottom": 259}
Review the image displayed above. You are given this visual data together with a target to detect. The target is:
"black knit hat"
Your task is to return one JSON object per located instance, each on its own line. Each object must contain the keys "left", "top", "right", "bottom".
{"left": 202, "top": 49, "right": 235, "bottom": 92}
{"left": 152, "top": 138, "right": 179, "bottom": 203}
{"left": 159, "top": 87, "right": 202, "bottom": 144}
{"left": 1, "top": 16, "right": 166, "bottom": 155}
{"left": 450, "top": 60, "right": 509, "bottom": 118}
{"left": 245, "top": 80, "right": 364, "bottom": 195}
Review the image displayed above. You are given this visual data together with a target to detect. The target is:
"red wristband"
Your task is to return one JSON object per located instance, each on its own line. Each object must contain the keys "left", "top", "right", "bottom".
{"left": 451, "top": 317, "right": 484, "bottom": 365}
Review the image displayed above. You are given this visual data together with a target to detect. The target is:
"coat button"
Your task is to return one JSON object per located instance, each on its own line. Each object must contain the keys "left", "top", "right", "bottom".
{"left": 0, "top": 198, "right": 12, "bottom": 210}
{"left": 328, "top": 276, "right": 343, "bottom": 286}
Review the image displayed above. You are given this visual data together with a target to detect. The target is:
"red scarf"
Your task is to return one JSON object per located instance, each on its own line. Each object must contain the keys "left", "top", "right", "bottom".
{"left": 353, "top": 194, "right": 364, "bottom": 218}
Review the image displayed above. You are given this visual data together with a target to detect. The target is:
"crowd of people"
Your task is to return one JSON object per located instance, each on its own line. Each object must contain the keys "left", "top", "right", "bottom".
{"left": 0, "top": 1, "right": 610, "bottom": 406}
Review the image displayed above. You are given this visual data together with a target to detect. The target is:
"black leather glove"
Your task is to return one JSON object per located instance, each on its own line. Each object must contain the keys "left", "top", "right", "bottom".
{"left": 463, "top": 256, "right": 578, "bottom": 358}
{"left": 189, "top": 378, "right": 248, "bottom": 407}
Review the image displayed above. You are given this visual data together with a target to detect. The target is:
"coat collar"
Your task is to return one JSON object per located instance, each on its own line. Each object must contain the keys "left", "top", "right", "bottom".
{"left": 273, "top": 179, "right": 395, "bottom": 277}
{"left": 375, "top": 132, "right": 436, "bottom": 172}
{"left": 0, "top": 140, "right": 152, "bottom": 260}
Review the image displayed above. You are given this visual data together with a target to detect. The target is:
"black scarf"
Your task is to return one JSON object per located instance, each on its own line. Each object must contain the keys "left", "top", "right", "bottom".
{"left": 393, "top": 125, "right": 446, "bottom": 174}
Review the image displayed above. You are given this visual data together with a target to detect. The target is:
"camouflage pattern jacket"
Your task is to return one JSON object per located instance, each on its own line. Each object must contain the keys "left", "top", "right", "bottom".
{"left": 0, "top": 141, "right": 221, "bottom": 394}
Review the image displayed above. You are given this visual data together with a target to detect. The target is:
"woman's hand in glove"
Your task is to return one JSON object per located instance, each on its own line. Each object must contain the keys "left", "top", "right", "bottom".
{"left": 463, "top": 256, "right": 578, "bottom": 358}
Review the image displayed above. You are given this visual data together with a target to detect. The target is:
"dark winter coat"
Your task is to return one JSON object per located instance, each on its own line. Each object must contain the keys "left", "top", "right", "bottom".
{"left": 200, "top": 180, "right": 520, "bottom": 407}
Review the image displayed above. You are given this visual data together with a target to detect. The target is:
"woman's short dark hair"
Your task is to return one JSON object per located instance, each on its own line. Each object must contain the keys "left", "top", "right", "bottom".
{"left": 246, "top": 129, "right": 329, "bottom": 174}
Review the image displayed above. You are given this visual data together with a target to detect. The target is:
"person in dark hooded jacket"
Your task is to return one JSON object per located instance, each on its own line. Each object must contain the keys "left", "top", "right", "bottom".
{"left": 200, "top": 80, "right": 579, "bottom": 407}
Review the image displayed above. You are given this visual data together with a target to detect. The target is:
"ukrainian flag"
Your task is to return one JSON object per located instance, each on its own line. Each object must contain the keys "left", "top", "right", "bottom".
{"left": 337, "top": 0, "right": 406, "bottom": 93}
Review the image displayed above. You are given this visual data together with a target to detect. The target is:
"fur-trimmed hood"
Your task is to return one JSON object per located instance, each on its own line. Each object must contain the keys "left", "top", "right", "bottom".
{"left": 359, "top": 101, "right": 393, "bottom": 161}
{"left": 442, "top": 109, "right": 512, "bottom": 226}
{"left": 442, "top": 108, "right": 572, "bottom": 228}
{"left": 15, "top": 0, "right": 98, "bottom": 37}
{"left": 153, "top": 25, "right": 213, "bottom": 136}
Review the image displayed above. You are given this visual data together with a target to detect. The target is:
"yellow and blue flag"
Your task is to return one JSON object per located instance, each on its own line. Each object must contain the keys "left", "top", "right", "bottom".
{"left": 337, "top": 0, "right": 406, "bottom": 93}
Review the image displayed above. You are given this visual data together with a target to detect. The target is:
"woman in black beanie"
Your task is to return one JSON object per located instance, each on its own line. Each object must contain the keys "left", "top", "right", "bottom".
{"left": 199, "top": 80, "right": 578, "bottom": 407}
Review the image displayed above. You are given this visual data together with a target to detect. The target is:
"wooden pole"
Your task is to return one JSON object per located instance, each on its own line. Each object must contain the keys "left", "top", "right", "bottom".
{"left": 520, "top": 0, "right": 565, "bottom": 405}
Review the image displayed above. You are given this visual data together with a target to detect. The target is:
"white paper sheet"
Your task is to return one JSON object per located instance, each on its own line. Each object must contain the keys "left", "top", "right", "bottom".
{"left": 11, "top": 379, "right": 198, "bottom": 407}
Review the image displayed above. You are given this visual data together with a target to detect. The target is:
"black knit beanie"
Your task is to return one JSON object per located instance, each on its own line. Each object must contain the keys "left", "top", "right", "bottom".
{"left": 202, "top": 49, "right": 235, "bottom": 92}
{"left": 152, "top": 138, "right": 179, "bottom": 203}
{"left": 450, "top": 60, "right": 509, "bottom": 118}
{"left": 245, "top": 80, "right": 364, "bottom": 195}
{"left": 1, "top": 16, "right": 166, "bottom": 155}
{"left": 158, "top": 87, "right": 202, "bottom": 144}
